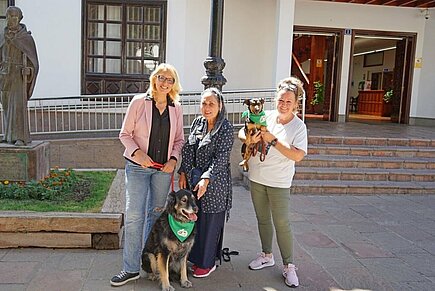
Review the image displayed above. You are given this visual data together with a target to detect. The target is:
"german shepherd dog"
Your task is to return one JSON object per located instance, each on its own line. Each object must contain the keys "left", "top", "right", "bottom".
{"left": 142, "top": 189, "right": 198, "bottom": 291}
{"left": 239, "top": 97, "right": 267, "bottom": 172}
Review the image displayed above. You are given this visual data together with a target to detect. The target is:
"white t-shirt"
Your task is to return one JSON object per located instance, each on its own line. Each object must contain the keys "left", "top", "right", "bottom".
{"left": 248, "top": 110, "right": 307, "bottom": 188}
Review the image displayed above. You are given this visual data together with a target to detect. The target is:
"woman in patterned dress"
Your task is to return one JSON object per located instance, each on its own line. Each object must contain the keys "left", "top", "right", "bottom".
{"left": 178, "top": 87, "right": 234, "bottom": 278}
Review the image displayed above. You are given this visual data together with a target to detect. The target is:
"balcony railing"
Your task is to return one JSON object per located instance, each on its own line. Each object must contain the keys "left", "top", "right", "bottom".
{"left": 0, "top": 89, "right": 305, "bottom": 137}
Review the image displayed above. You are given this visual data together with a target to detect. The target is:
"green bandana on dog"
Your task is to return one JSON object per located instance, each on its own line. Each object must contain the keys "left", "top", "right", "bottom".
{"left": 242, "top": 110, "right": 267, "bottom": 126}
{"left": 168, "top": 214, "right": 195, "bottom": 242}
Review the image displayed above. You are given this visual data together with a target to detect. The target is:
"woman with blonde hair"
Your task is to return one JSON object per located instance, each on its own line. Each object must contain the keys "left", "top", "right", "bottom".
{"left": 239, "top": 76, "right": 307, "bottom": 288}
{"left": 111, "top": 63, "right": 185, "bottom": 287}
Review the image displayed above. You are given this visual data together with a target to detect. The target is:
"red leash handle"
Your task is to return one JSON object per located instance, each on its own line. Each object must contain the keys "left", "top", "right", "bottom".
{"left": 150, "top": 162, "right": 174, "bottom": 192}
{"left": 150, "top": 162, "right": 164, "bottom": 169}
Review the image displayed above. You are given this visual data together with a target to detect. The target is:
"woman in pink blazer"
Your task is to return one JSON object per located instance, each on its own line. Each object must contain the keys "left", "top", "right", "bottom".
{"left": 111, "top": 63, "right": 185, "bottom": 287}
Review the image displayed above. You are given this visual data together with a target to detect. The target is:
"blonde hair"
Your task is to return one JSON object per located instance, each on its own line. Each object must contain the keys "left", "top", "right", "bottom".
{"left": 147, "top": 63, "right": 182, "bottom": 103}
{"left": 276, "top": 76, "right": 305, "bottom": 113}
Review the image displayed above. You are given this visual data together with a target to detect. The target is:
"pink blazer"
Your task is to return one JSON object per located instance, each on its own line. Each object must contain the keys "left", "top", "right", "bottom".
{"left": 119, "top": 93, "right": 185, "bottom": 164}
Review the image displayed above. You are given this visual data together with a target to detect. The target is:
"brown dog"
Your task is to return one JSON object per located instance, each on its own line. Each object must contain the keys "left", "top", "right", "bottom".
{"left": 142, "top": 189, "right": 198, "bottom": 291}
{"left": 239, "top": 98, "right": 267, "bottom": 172}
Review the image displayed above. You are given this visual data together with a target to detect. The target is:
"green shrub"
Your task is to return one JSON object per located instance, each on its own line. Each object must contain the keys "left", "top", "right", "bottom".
{"left": 0, "top": 168, "right": 81, "bottom": 200}
{"left": 0, "top": 169, "right": 116, "bottom": 212}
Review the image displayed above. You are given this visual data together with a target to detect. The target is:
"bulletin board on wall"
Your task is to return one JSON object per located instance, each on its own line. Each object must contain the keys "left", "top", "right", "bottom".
{"left": 364, "top": 51, "right": 384, "bottom": 67}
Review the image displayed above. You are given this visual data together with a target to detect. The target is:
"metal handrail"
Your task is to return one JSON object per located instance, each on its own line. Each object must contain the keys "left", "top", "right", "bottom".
{"left": 0, "top": 88, "right": 306, "bottom": 136}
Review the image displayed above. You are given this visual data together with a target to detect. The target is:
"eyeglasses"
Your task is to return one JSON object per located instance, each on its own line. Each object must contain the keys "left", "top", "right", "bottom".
{"left": 157, "top": 75, "right": 175, "bottom": 85}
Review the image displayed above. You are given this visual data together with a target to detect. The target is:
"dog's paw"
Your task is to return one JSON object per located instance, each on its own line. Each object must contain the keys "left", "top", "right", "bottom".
{"left": 181, "top": 279, "right": 193, "bottom": 288}
{"left": 147, "top": 273, "right": 159, "bottom": 281}
{"left": 162, "top": 285, "right": 175, "bottom": 291}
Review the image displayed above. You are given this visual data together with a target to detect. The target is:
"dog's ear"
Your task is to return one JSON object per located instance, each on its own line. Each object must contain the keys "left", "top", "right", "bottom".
{"left": 243, "top": 99, "right": 251, "bottom": 106}
{"left": 259, "top": 98, "right": 265, "bottom": 104}
{"left": 166, "top": 191, "right": 176, "bottom": 209}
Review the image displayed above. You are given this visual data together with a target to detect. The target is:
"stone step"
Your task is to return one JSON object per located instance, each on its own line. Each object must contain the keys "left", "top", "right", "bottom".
{"left": 308, "top": 136, "right": 435, "bottom": 148}
{"left": 299, "top": 155, "right": 435, "bottom": 170}
{"left": 291, "top": 180, "right": 435, "bottom": 195}
{"left": 295, "top": 167, "right": 435, "bottom": 182}
{"left": 308, "top": 145, "right": 435, "bottom": 158}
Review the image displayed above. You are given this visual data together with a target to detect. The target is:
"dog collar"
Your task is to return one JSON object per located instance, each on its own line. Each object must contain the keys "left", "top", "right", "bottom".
{"left": 242, "top": 110, "right": 267, "bottom": 126}
{"left": 168, "top": 214, "right": 195, "bottom": 242}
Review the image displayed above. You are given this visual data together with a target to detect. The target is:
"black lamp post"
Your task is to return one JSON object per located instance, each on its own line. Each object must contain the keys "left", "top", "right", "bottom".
{"left": 201, "top": 0, "right": 226, "bottom": 90}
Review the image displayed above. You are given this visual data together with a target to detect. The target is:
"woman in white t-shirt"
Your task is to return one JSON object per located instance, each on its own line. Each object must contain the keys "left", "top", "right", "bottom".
{"left": 238, "top": 76, "right": 307, "bottom": 288}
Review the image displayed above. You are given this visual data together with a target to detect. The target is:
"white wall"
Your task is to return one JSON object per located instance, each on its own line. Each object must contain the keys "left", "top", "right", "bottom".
{"left": 274, "top": 0, "right": 295, "bottom": 85}
{"left": 224, "top": 0, "right": 278, "bottom": 90}
{"left": 16, "top": 0, "right": 81, "bottom": 98}
{"left": 166, "top": 0, "right": 209, "bottom": 92}
{"left": 415, "top": 9, "right": 435, "bottom": 119}
{"left": 168, "top": 0, "right": 281, "bottom": 92}
{"left": 294, "top": 0, "right": 431, "bottom": 120}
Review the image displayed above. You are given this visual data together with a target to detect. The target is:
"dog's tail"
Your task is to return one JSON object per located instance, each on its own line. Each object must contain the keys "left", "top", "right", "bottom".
{"left": 141, "top": 252, "right": 152, "bottom": 273}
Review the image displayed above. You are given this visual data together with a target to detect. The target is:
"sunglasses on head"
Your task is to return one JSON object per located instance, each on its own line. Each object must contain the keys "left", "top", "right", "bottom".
{"left": 157, "top": 75, "right": 175, "bottom": 85}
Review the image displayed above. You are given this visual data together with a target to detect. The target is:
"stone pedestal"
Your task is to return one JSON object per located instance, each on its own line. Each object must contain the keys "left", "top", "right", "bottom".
{"left": 0, "top": 141, "right": 50, "bottom": 182}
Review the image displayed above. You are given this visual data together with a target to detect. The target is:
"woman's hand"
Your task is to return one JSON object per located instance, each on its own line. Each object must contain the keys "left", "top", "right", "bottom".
{"left": 251, "top": 131, "right": 262, "bottom": 144}
{"left": 162, "top": 159, "right": 177, "bottom": 173}
{"left": 133, "top": 150, "right": 154, "bottom": 168}
{"left": 261, "top": 131, "right": 276, "bottom": 144}
{"left": 194, "top": 178, "right": 209, "bottom": 199}
{"left": 178, "top": 172, "right": 187, "bottom": 189}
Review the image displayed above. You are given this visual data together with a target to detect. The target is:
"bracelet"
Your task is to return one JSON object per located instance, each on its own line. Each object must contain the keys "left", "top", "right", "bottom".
{"left": 270, "top": 138, "right": 278, "bottom": 147}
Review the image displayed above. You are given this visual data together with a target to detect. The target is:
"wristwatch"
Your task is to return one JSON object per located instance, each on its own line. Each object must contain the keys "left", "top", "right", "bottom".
{"left": 270, "top": 138, "right": 278, "bottom": 147}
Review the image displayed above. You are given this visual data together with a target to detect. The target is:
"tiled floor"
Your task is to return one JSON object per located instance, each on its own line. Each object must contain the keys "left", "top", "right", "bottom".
{"left": 306, "top": 120, "right": 435, "bottom": 139}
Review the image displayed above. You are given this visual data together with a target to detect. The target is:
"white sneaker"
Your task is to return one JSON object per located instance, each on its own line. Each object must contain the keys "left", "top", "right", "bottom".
{"left": 283, "top": 263, "right": 299, "bottom": 288}
{"left": 248, "top": 252, "right": 275, "bottom": 270}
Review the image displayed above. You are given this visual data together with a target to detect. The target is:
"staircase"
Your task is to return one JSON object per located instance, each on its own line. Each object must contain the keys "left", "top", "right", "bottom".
{"left": 292, "top": 136, "right": 435, "bottom": 194}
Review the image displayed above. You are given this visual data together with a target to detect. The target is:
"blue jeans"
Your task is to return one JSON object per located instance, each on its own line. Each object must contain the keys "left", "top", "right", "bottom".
{"left": 123, "top": 161, "right": 172, "bottom": 273}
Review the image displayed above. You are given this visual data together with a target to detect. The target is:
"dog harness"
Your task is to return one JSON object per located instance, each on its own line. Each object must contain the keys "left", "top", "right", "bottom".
{"left": 242, "top": 110, "right": 267, "bottom": 126}
{"left": 168, "top": 214, "right": 195, "bottom": 242}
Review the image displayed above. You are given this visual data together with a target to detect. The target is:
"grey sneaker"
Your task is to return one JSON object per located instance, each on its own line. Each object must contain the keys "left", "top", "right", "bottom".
{"left": 283, "top": 263, "right": 299, "bottom": 288}
{"left": 110, "top": 271, "right": 140, "bottom": 286}
{"left": 248, "top": 252, "right": 275, "bottom": 270}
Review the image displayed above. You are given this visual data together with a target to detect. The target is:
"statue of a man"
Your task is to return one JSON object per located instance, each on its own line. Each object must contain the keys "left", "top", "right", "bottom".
{"left": 0, "top": 6, "right": 39, "bottom": 146}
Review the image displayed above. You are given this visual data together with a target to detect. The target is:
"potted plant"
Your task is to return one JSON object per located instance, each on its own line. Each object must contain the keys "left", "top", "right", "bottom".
{"left": 310, "top": 81, "right": 324, "bottom": 114}
{"left": 382, "top": 89, "right": 393, "bottom": 117}
{"left": 383, "top": 89, "right": 393, "bottom": 103}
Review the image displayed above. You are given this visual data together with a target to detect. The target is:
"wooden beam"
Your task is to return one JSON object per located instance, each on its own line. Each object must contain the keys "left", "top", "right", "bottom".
{"left": 0, "top": 212, "right": 122, "bottom": 233}
{"left": 0, "top": 232, "right": 91, "bottom": 248}
{"left": 400, "top": 0, "right": 418, "bottom": 7}
{"left": 415, "top": 0, "right": 435, "bottom": 8}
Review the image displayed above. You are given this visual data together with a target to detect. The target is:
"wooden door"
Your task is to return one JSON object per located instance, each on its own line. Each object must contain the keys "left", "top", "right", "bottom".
{"left": 392, "top": 36, "right": 415, "bottom": 124}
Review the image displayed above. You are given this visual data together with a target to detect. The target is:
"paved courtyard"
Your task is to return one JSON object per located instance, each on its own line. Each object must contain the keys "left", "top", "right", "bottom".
{"left": 1, "top": 183, "right": 435, "bottom": 291}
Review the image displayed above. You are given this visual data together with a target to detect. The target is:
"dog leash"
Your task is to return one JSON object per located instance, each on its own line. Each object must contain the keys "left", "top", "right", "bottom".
{"left": 150, "top": 162, "right": 175, "bottom": 192}
{"left": 252, "top": 141, "right": 268, "bottom": 162}
{"left": 222, "top": 247, "right": 240, "bottom": 262}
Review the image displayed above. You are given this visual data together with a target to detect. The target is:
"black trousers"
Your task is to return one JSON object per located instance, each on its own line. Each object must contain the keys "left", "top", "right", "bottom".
{"left": 188, "top": 204, "right": 225, "bottom": 269}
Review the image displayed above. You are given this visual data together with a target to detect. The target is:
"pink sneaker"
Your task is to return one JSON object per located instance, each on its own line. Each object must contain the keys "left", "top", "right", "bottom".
{"left": 193, "top": 265, "right": 216, "bottom": 278}
{"left": 283, "top": 263, "right": 299, "bottom": 288}
{"left": 249, "top": 252, "right": 275, "bottom": 270}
